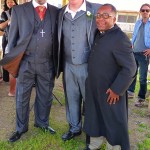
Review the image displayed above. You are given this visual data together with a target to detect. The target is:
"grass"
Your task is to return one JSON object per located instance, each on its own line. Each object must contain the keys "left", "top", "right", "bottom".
{"left": 137, "top": 139, "right": 150, "bottom": 150}
{"left": 0, "top": 76, "right": 86, "bottom": 150}
{"left": 132, "top": 109, "right": 148, "bottom": 117}
{"left": 0, "top": 110, "right": 85, "bottom": 150}
{"left": 1, "top": 73, "right": 150, "bottom": 149}
{"left": 133, "top": 73, "right": 150, "bottom": 149}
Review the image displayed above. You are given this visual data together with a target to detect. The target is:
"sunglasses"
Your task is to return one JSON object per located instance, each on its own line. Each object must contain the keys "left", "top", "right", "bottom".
{"left": 95, "top": 13, "right": 113, "bottom": 19}
{"left": 140, "top": 9, "right": 150, "bottom": 13}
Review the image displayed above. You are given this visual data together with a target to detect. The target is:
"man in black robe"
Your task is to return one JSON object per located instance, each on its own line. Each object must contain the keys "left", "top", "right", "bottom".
{"left": 84, "top": 4, "right": 137, "bottom": 150}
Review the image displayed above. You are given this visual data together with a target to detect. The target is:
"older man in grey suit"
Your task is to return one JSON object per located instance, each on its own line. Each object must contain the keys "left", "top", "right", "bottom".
{"left": 0, "top": 0, "right": 58, "bottom": 142}
{"left": 57, "top": 0, "right": 100, "bottom": 141}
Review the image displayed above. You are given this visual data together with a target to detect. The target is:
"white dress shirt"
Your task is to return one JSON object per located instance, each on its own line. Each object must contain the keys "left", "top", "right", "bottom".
{"left": 64, "top": 0, "right": 86, "bottom": 18}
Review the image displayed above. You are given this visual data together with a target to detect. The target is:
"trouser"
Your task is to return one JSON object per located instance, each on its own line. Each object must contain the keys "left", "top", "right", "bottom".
{"left": 86, "top": 135, "right": 121, "bottom": 150}
{"left": 63, "top": 62, "right": 88, "bottom": 133}
{"left": 128, "top": 52, "right": 149, "bottom": 99}
{"left": 16, "top": 59, "right": 54, "bottom": 133}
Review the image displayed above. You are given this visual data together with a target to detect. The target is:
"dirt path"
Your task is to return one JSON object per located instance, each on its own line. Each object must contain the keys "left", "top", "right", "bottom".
{"left": 0, "top": 82, "right": 15, "bottom": 139}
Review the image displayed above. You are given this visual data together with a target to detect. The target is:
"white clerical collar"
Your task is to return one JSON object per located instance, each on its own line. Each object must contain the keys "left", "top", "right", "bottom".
{"left": 32, "top": 0, "right": 47, "bottom": 8}
{"left": 100, "top": 31, "right": 105, "bottom": 34}
{"left": 65, "top": 0, "right": 86, "bottom": 18}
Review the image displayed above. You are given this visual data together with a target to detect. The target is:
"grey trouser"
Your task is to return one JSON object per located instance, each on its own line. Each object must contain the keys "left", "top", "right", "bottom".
{"left": 16, "top": 59, "right": 54, "bottom": 133}
{"left": 63, "top": 62, "right": 88, "bottom": 133}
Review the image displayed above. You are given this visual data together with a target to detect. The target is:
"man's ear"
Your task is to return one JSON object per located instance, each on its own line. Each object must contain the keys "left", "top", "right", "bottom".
{"left": 113, "top": 17, "right": 116, "bottom": 23}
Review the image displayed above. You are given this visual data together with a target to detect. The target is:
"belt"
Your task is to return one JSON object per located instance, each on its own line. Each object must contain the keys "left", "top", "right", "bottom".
{"left": 23, "top": 54, "right": 52, "bottom": 63}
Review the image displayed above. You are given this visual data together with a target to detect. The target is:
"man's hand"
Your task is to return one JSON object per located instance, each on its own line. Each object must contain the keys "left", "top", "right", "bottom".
{"left": 106, "top": 88, "right": 119, "bottom": 105}
{"left": 144, "top": 49, "right": 150, "bottom": 56}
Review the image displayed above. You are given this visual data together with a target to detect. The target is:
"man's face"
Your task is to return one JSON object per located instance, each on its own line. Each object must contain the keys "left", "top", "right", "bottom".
{"left": 96, "top": 6, "right": 116, "bottom": 32}
{"left": 35, "top": 0, "right": 46, "bottom": 5}
{"left": 140, "top": 5, "right": 150, "bottom": 20}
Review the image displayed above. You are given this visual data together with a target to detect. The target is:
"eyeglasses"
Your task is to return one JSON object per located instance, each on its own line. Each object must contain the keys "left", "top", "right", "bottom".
{"left": 95, "top": 13, "right": 113, "bottom": 19}
{"left": 140, "top": 9, "right": 150, "bottom": 13}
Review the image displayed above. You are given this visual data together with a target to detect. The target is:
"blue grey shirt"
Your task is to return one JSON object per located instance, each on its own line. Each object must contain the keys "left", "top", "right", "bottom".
{"left": 133, "top": 23, "right": 147, "bottom": 52}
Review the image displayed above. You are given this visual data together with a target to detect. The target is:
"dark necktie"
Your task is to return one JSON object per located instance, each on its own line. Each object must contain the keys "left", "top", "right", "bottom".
{"left": 35, "top": 6, "right": 46, "bottom": 21}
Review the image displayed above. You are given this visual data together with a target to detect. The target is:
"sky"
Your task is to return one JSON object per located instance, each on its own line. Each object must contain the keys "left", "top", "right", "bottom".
{"left": 87, "top": 0, "right": 150, "bottom": 11}
{"left": 48, "top": 0, "right": 150, "bottom": 11}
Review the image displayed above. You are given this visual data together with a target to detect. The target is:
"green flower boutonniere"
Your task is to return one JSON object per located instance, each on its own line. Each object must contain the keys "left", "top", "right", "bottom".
{"left": 86, "top": 11, "right": 93, "bottom": 19}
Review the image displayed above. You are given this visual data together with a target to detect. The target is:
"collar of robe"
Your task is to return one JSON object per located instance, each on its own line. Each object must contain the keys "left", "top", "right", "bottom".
{"left": 98, "top": 24, "right": 119, "bottom": 37}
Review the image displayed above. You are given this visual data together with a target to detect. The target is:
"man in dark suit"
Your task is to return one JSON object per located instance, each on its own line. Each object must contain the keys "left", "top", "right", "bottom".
{"left": 0, "top": 0, "right": 58, "bottom": 142}
{"left": 56, "top": 0, "right": 100, "bottom": 141}
{"left": 83, "top": 4, "right": 137, "bottom": 150}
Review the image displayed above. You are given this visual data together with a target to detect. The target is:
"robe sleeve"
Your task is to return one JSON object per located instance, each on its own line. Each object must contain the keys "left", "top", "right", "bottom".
{"left": 110, "top": 32, "right": 137, "bottom": 96}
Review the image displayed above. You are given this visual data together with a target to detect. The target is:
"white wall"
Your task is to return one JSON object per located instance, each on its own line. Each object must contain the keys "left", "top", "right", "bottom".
{"left": 47, "top": 0, "right": 62, "bottom": 8}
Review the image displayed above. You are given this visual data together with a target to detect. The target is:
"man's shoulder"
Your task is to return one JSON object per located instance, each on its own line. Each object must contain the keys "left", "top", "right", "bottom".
{"left": 136, "top": 19, "right": 142, "bottom": 23}
{"left": 86, "top": 1, "right": 101, "bottom": 12}
{"left": 13, "top": 2, "right": 31, "bottom": 10}
{"left": 106, "top": 25, "right": 127, "bottom": 40}
{"left": 114, "top": 26, "right": 126, "bottom": 35}
{"left": 47, "top": 3, "right": 58, "bottom": 11}
{"left": 59, "top": 5, "right": 66, "bottom": 12}
{"left": 86, "top": 1, "right": 101, "bottom": 8}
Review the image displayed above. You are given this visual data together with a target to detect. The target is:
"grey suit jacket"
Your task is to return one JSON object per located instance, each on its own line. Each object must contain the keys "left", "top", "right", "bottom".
{"left": 56, "top": 1, "right": 101, "bottom": 78}
{"left": 0, "top": 2, "right": 58, "bottom": 77}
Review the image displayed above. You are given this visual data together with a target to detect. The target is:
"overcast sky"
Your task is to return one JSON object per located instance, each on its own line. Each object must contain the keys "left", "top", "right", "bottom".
{"left": 87, "top": 0, "right": 150, "bottom": 11}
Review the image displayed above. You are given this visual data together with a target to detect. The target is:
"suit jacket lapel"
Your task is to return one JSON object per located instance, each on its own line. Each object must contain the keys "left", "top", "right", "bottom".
{"left": 58, "top": 6, "right": 66, "bottom": 43}
{"left": 86, "top": 2, "right": 95, "bottom": 48}
{"left": 47, "top": 4, "right": 54, "bottom": 33}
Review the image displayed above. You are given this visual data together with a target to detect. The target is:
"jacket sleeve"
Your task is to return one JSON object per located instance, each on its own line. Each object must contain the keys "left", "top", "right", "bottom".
{"left": 110, "top": 32, "right": 137, "bottom": 96}
{"left": 7, "top": 7, "right": 19, "bottom": 53}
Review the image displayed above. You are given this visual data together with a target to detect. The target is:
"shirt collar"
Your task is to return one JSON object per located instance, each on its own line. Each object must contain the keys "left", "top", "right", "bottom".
{"left": 139, "top": 17, "right": 150, "bottom": 23}
{"left": 99, "top": 25, "right": 114, "bottom": 33}
{"left": 32, "top": 0, "right": 47, "bottom": 8}
{"left": 65, "top": 0, "right": 86, "bottom": 14}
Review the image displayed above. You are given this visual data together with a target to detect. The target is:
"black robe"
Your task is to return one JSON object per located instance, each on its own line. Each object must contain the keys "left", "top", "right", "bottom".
{"left": 83, "top": 25, "right": 137, "bottom": 150}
